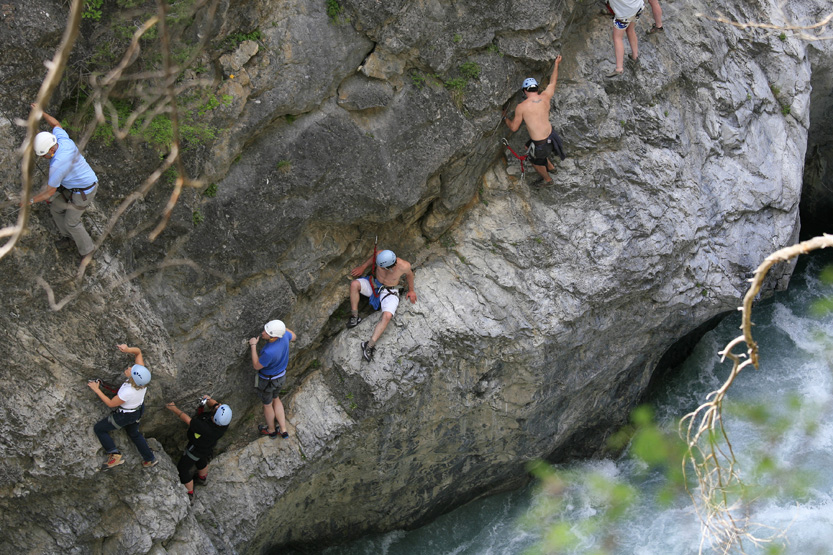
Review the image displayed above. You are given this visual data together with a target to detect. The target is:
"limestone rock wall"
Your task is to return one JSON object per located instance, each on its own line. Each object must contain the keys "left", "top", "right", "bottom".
{"left": 0, "top": 0, "right": 829, "bottom": 552}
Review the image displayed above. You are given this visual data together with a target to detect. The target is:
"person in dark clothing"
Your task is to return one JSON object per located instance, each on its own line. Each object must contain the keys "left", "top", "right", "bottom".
{"left": 166, "top": 396, "right": 232, "bottom": 503}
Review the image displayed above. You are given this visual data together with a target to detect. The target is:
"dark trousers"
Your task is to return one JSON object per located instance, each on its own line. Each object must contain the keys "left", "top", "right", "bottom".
{"left": 93, "top": 406, "right": 155, "bottom": 462}
{"left": 177, "top": 449, "right": 209, "bottom": 484}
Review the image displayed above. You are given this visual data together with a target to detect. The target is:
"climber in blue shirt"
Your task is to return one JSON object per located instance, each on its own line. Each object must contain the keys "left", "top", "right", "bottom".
{"left": 28, "top": 103, "right": 99, "bottom": 258}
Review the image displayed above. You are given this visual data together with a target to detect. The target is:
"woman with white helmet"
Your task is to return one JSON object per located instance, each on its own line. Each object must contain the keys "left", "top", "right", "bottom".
{"left": 166, "top": 396, "right": 232, "bottom": 503}
{"left": 88, "top": 344, "right": 157, "bottom": 469}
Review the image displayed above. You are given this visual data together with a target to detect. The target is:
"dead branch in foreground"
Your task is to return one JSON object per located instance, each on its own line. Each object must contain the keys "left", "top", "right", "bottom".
{"left": 681, "top": 234, "right": 833, "bottom": 554}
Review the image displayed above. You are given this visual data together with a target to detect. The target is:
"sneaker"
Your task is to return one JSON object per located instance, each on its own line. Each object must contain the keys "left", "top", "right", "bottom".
{"left": 102, "top": 453, "right": 124, "bottom": 469}
{"left": 142, "top": 458, "right": 158, "bottom": 468}
{"left": 347, "top": 315, "right": 363, "bottom": 328}
{"left": 646, "top": 24, "right": 664, "bottom": 35}
{"left": 361, "top": 341, "right": 376, "bottom": 362}
{"left": 258, "top": 424, "right": 279, "bottom": 439}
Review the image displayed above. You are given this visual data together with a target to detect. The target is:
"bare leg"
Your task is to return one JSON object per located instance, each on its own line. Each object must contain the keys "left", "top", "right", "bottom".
{"left": 370, "top": 311, "right": 393, "bottom": 343}
{"left": 263, "top": 403, "right": 277, "bottom": 434}
{"left": 350, "top": 280, "right": 362, "bottom": 312}
{"left": 184, "top": 480, "right": 194, "bottom": 491}
{"left": 197, "top": 468, "right": 208, "bottom": 479}
{"left": 272, "top": 396, "right": 287, "bottom": 434}
{"left": 532, "top": 164, "right": 553, "bottom": 183}
{"left": 647, "top": 0, "right": 662, "bottom": 27}
{"left": 612, "top": 28, "right": 626, "bottom": 71}
{"left": 626, "top": 22, "right": 638, "bottom": 59}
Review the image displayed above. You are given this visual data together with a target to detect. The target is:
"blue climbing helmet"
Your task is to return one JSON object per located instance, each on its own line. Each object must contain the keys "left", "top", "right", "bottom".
{"left": 131, "top": 364, "right": 151, "bottom": 386}
{"left": 522, "top": 77, "right": 538, "bottom": 90}
{"left": 376, "top": 250, "right": 397, "bottom": 269}
{"left": 213, "top": 404, "right": 232, "bottom": 426}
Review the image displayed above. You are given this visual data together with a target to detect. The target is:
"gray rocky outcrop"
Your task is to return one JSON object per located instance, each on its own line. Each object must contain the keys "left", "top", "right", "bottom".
{"left": 0, "top": 0, "right": 831, "bottom": 552}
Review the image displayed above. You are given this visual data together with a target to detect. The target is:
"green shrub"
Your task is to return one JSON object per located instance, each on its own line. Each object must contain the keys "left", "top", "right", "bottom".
{"left": 203, "top": 183, "right": 218, "bottom": 197}
{"left": 411, "top": 71, "right": 426, "bottom": 90}
{"left": 444, "top": 77, "right": 467, "bottom": 92}
{"left": 192, "top": 210, "right": 204, "bottom": 225}
{"left": 222, "top": 29, "right": 262, "bottom": 51}
{"left": 460, "top": 61, "right": 480, "bottom": 80}
{"left": 83, "top": 0, "right": 104, "bottom": 21}
{"left": 326, "top": 0, "right": 342, "bottom": 20}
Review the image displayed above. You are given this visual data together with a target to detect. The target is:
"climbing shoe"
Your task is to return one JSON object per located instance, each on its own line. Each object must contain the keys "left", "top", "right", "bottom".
{"left": 188, "top": 491, "right": 195, "bottom": 505}
{"left": 258, "top": 424, "right": 279, "bottom": 439}
{"left": 361, "top": 341, "right": 376, "bottom": 362}
{"left": 102, "top": 453, "right": 124, "bottom": 469}
{"left": 280, "top": 431, "right": 289, "bottom": 439}
{"left": 347, "top": 316, "right": 363, "bottom": 328}
{"left": 195, "top": 475, "right": 207, "bottom": 486}
{"left": 142, "top": 458, "right": 158, "bottom": 468}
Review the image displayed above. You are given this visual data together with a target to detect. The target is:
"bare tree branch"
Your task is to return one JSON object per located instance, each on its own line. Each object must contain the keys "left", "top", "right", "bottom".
{"left": 0, "top": 0, "right": 83, "bottom": 260}
{"left": 698, "top": 8, "right": 833, "bottom": 41}
{"left": 681, "top": 233, "right": 833, "bottom": 553}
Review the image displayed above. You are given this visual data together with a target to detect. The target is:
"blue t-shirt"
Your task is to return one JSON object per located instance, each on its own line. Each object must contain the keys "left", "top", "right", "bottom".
{"left": 258, "top": 334, "right": 292, "bottom": 378}
{"left": 48, "top": 127, "right": 98, "bottom": 189}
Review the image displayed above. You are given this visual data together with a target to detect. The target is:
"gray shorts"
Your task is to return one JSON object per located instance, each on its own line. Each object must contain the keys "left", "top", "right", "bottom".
{"left": 256, "top": 374, "right": 286, "bottom": 404}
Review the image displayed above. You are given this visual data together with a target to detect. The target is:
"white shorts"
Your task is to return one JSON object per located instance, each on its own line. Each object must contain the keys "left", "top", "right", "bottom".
{"left": 359, "top": 277, "right": 400, "bottom": 315}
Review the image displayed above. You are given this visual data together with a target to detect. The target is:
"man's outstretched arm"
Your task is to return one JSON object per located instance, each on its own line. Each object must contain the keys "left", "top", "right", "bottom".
{"left": 543, "top": 55, "right": 563, "bottom": 97}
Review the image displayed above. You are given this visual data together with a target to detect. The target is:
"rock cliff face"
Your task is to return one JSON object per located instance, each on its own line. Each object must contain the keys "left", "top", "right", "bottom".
{"left": 0, "top": 0, "right": 830, "bottom": 552}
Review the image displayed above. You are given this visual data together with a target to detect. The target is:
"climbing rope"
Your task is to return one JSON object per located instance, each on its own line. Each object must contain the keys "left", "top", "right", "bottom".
{"left": 502, "top": 137, "right": 529, "bottom": 185}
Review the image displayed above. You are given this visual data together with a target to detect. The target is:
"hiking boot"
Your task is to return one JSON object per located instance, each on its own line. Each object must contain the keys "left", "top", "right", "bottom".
{"left": 102, "top": 453, "right": 124, "bottom": 469}
{"left": 361, "top": 341, "right": 376, "bottom": 362}
{"left": 54, "top": 237, "right": 73, "bottom": 251}
{"left": 142, "top": 458, "right": 158, "bottom": 468}
{"left": 258, "top": 424, "right": 279, "bottom": 439}
{"left": 347, "top": 315, "right": 363, "bottom": 328}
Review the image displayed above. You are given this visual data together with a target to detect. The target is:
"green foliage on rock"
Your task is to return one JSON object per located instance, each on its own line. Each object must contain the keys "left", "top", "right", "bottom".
{"left": 222, "top": 29, "right": 262, "bottom": 51}
{"left": 460, "top": 61, "right": 480, "bottom": 80}
{"left": 83, "top": 0, "right": 104, "bottom": 20}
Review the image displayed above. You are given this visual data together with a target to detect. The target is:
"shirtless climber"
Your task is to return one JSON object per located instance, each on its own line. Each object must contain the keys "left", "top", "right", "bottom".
{"left": 346, "top": 249, "right": 416, "bottom": 362}
{"left": 504, "top": 55, "right": 566, "bottom": 186}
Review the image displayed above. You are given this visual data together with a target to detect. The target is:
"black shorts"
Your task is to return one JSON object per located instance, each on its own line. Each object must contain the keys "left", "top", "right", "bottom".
{"left": 529, "top": 139, "right": 554, "bottom": 166}
{"left": 177, "top": 451, "right": 210, "bottom": 484}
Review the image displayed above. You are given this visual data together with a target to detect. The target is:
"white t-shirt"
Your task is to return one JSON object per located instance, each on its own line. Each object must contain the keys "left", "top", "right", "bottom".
{"left": 609, "top": 0, "right": 642, "bottom": 19}
{"left": 117, "top": 382, "right": 147, "bottom": 410}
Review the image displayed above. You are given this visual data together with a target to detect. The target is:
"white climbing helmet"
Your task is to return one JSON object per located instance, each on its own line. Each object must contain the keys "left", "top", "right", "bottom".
{"left": 376, "top": 250, "right": 397, "bottom": 268}
{"left": 34, "top": 132, "right": 57, "bottom": 156}
{"left": 264, "top": 319, "right": 286, "bottom": 338}
{"left": 131, "top": 364, "right": 151, "bottom": 386}
{"left": 213, "top": 404, "right": 232, "bottom": 426}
